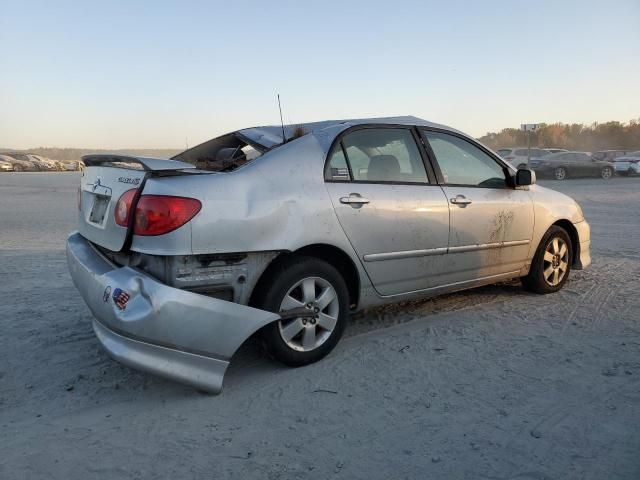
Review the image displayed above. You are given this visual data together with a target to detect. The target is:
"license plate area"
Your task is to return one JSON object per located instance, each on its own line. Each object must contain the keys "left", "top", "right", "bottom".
{"left": 89, "top": 195, "right": 110, "bottom": 225}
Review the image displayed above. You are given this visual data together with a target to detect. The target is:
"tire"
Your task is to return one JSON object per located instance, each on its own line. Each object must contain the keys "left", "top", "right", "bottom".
{"left": 255, "top": 256, "right": 349, "bottom": 366}
{"left": 13, "top": 164, "right": 23, "bottom": 172}
{"left": 554, "top": 167, "right": 567, "bottom": 180}
{"left": 522, "top": 226, "right": 573, "bottom": 294}
{"left": 600, "top": 166, "right": 613, "bottom": 179}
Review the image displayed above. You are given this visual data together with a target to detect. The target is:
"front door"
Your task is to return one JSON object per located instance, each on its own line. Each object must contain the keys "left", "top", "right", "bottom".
{"left": 420, "top": 130, "right": 534, "bottom": 285}
{"left": 325, "top": 127, "right": 450, "bottom": 296}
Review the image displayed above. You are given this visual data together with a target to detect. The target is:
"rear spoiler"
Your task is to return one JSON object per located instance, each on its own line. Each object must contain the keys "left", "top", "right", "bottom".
{"left": 82, "top": 154, "right": 195, "bottom": 172}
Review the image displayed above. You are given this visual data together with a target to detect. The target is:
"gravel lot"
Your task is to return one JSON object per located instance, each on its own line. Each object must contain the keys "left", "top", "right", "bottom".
{"left": 1, "top": 173, "right": 639, "bottom": 479}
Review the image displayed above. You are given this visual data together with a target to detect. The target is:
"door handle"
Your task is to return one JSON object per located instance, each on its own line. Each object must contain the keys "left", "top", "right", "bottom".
{"left": 450, "top": 195, "right": 472, "bottom": 206}
{"left": 340, "top": 193, "right": 370, "bottom": 206}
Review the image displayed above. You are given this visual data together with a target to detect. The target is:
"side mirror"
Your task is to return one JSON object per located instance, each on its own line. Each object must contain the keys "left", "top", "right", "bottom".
{"left": 515, "top": 168, "right": 536, "bottom": 186}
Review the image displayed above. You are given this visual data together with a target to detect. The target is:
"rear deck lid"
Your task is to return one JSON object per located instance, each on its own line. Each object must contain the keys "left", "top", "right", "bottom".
{"left": 78, "top": 155, "right": 195, "bottom": 252}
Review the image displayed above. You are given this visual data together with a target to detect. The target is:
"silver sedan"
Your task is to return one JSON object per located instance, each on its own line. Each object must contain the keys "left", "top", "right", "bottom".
{"left": 67, "top": 116, "right": 590, "bottom": 392}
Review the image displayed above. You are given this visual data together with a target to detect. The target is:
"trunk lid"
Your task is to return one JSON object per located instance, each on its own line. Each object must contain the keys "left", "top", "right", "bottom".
{"left": 78, "top": 155, "right": 195, "bottom": 252}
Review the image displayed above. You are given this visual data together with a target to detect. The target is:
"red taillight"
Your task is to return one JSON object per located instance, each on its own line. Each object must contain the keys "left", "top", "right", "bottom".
{"left": 133, "top": 195, "right": 201, "bottom": 236}
{"left": 114, "top": 189, "right": 137, "bottom": 227}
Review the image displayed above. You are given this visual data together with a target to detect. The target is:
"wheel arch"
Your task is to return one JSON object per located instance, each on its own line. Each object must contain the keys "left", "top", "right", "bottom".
{"left": 249, "top": 243, "right": 361, "bottom": 310}
{"left": 552, "top": 219, "right": 579, "bottom": 266}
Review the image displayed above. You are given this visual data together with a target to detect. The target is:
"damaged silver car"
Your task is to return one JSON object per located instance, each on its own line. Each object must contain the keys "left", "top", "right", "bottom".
{"left": 67, "top": 116, "right": 591, "bottom": 393}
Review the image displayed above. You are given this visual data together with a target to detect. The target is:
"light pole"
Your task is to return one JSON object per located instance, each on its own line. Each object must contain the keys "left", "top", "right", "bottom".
{"left": 521, "top": 124, "right": 540, "bottom": 166}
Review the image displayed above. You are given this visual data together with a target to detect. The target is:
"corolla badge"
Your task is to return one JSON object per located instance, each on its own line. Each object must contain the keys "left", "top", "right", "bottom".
{"left": 118, "top": 176, "right": 140, "bottom": 185}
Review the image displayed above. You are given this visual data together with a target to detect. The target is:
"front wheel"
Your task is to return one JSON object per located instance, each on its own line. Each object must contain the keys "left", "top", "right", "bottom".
{"left": 554, "top": 167, "right": 567, "bottom": 180}
{"left": 600, "top": 166, "right": 613, "bottom": 179}
{"left": 522, "top": 226, "right": 572, "bottom": 294}
{"left": 256, "top": 256, "right": 349, "bottom": 366}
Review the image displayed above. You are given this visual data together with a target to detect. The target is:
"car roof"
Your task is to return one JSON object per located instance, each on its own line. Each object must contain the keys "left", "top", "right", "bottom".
{"left": 238, "top": 116, "right": 462, "bottom": 151}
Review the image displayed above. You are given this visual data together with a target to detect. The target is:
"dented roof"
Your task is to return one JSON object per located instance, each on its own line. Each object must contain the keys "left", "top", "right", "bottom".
{"left": 238, "top": 116, "right": 457, "bottom": 151}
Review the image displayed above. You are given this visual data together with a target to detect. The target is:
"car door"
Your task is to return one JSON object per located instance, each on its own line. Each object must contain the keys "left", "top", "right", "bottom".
{"left": 420, "top": 129, "right": 534, "bottom": 285}
{"left": 324, "top": 126, "right": 451, "bottom": 296}
{"left": 581, "top": 153, "right": 602, "bottom": 177}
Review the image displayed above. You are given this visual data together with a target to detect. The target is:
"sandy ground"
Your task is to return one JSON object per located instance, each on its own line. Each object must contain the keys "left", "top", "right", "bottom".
{"left": 1, "top": 173, "right": 639, "bottom": 479}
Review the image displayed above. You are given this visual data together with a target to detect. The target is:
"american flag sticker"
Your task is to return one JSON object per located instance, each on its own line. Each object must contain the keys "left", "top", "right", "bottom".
{"left": 112, "top": 288, "right": 130, "bottom": 310}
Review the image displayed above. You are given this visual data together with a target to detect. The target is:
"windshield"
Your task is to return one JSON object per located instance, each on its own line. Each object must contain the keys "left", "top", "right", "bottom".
{"left": 172, "top": 133, "right": 265, "bottom": 172}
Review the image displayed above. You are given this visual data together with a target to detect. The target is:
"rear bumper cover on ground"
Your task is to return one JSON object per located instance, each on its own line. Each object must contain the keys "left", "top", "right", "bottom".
{"left": 66, "top": 232, "right": 280, "bottom": 393}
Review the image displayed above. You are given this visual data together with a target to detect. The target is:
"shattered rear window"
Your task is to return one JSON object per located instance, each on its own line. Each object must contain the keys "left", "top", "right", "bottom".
{"left": 172, "top": 133, "right": 264, "bottom": 172}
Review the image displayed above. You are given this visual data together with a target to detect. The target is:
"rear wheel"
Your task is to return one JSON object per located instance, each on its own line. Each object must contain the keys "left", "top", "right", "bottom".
{"left": 522, "top": 226, "right": 572, "bottom": 294}
{"left": 13, "top": 164, "right": 23, "bottom": 172}
{"left": 600, "top": 166, "right": 613, "bottom": 179}
{"left": 256, "top": 256, "right": 349, "bottom": 366}
{"left": 554, "top": 167, "right": 567, "bottom": 180}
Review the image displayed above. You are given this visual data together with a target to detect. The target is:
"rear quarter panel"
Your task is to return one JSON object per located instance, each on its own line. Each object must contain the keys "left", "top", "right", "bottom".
{"left": 136, "top": 134, "right": 361, "bottom": 260}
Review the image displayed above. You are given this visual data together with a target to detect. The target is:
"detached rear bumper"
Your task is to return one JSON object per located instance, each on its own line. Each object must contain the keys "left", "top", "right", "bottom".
{"left": 66, "top": 232, "right": 279, "bottom": 393}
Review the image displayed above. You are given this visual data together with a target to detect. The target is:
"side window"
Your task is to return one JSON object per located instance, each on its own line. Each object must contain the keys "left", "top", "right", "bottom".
{"left": 339, "top": 128, "right": 428, "bottom": 183}
{"left": 326, "top": 144, "right": 350, "bottom": 180}
{"left": 422, "top": 131, "right": 507, "bottom": 188}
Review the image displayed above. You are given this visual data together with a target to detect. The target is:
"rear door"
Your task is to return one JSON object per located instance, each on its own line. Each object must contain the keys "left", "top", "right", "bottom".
{"left": 325, "top": 126, "right": 451, "bottom": 296}
{"left": 420, "top": 130, "right": 534, "bottom": 284}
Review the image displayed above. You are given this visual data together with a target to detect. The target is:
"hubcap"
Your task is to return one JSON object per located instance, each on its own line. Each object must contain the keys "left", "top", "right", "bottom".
{"left": 555, "top": 168, "right": 565, "bottom": 180}
{"left": 278, "top": 277, "right": 339, "bottom": 352}
{"left": 602, "top": 168, "right": 612, "bottom": 179}
{"left": 543, "top": 237, "right": 569, "bottom": 286}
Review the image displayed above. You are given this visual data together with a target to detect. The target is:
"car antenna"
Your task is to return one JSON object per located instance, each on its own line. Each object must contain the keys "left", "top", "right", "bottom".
{"left": 277, "top": 93, "right": 286, "bottom": 144}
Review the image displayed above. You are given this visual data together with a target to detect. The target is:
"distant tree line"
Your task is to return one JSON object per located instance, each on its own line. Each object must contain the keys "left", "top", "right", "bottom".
{"left": 6, "top": 119, "right": 639, "bottom": 160}
{"left": 477, "top": 119, "right": 640, "bottom": 152}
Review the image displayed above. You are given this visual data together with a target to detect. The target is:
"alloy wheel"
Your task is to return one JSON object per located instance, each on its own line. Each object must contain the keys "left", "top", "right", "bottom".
{"left": 554, "top": 167, "right": 566, "bottom": 180}
{"left": 601, "top": 167, "right": 612, "bottom": 179}
{"left": 278, "top": 277, "right": 340, "bottom": 352}
{"left": 543, "top": 237, "right": 569, "bottom": 286}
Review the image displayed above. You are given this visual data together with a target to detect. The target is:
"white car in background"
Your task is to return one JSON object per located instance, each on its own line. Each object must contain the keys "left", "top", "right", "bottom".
{"left": 496, "top": 147, "right": 550, "bottom": 169}
{"left": 0, "top": 159, "right": 14, "bottom": 171}
{"left": 613, "top": 151, "right": 640, "bottom": 175}
{"left": 0, "top": 153, "right": 39, "bottom": 171}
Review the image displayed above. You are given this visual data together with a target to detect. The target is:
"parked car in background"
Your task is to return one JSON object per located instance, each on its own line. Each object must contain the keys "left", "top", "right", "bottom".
{"left": 28, "top": 154, "right": 64, "bottom": 171}
{"left": 67, "top": 116, "right": 591, "bottom": 392}
{"left": 612, "top": 151, "right": 640, "bottom": 176}
{"left": 0, "top": 158, "right": 14, "bottom": 171}
{"left": 545, "top": 148, "right": 569, "bottom": 154}
{"left": 592, "top": 150, "right": 632, "bottom": 162}
{"left": 529, "top": 151, "right": 614, "bottom": 180}
{"left": 496, "top": 147, "right": 549, "bottom": 169}
{"left": 60, "top": 160, "right": 82, "bottom": 171}
{"left": 0, "top": 153, "right": 40, "bottom": 171}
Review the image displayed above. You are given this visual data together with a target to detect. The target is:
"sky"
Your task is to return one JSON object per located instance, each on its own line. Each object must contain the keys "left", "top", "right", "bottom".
{"left": 1, "top": 0, "right": 639, "bottom": 149}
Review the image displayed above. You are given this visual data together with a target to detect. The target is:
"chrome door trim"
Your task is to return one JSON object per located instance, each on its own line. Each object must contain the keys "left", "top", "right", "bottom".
{"left": 448, "top": 239, "right": 530, "bottom": 253}
{"left": 363, "top": 240, "right": 529, "bottom": 262}
{"left": 363, "top": 247, "right": 448, "bottom": 262}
